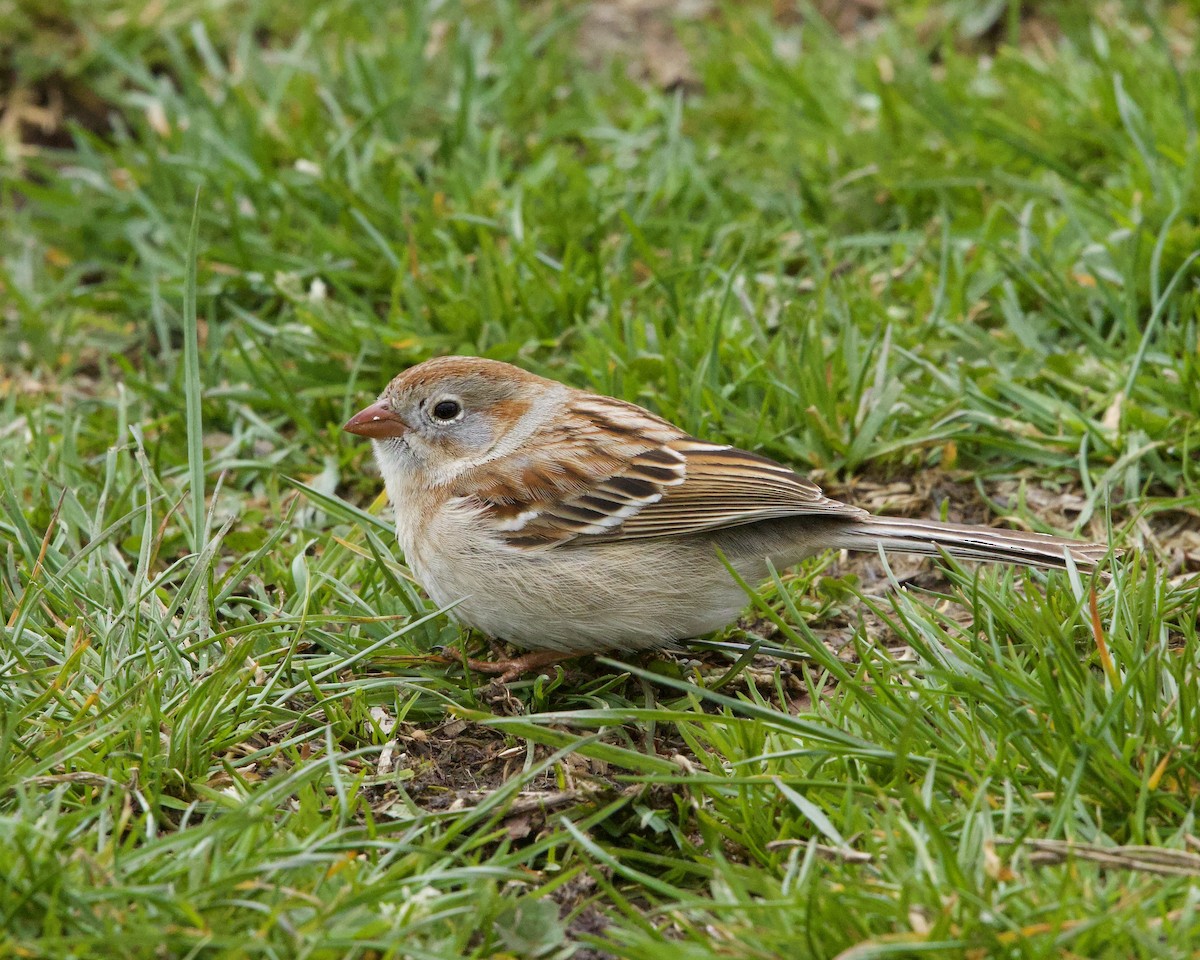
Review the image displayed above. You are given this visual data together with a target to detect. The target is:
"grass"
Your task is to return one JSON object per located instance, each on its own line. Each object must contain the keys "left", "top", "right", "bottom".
{"left": 2, "top": 0, "right": 1199, "bottom": 957}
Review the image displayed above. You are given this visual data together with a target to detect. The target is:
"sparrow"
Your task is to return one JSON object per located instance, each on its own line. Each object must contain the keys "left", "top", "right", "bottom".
{"left": 344, "top": 356, "right": 1111, "bottom": 680}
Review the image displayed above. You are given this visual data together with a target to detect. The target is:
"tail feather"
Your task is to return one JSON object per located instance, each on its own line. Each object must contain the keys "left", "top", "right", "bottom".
{"left": 832, "top": 516, "right": 1111, "bottom": 571}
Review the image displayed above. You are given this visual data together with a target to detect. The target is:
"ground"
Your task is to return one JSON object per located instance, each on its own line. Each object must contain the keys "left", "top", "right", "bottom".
{"left": 2, "top": 1, "right": 1199, "bottom": 958}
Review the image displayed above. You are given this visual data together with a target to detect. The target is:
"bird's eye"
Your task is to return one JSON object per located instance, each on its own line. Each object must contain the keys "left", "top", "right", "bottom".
{"left": 431, "top": 399, "right": 462, "bottom": 422}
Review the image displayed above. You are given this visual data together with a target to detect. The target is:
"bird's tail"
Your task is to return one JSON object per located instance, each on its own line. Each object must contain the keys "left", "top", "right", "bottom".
{"left": 831, "top": 516, "right": 1111, "bottom": 571}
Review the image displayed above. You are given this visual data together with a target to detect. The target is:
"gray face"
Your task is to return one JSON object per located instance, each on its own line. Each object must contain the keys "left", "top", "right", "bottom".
{"left": 372, "top": 373, "right": 531, "bottom": 480}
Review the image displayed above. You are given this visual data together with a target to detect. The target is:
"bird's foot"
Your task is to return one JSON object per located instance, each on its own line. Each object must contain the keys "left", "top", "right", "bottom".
{"left": 465, "top": 649, "right": 575, "bottom": 683}
{"left": 424, "top": 648, "right": 575, "bottom": 683}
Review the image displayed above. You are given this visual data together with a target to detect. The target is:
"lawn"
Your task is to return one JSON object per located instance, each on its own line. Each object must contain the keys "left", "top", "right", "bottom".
{"left": 2, "top": 1, "right": 1199, "bottom": 957}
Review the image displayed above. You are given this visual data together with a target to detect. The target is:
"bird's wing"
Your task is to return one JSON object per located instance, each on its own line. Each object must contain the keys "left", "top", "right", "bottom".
{"left": 464, "top": 394, "right": 865, "bottom": 550}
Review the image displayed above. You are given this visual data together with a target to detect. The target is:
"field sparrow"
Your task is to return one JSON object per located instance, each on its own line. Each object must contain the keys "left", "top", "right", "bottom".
{"left": 345, "top": 356, "right": 1110, "bottom": 679}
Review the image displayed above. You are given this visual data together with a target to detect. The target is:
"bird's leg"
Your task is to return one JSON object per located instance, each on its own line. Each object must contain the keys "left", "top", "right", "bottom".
{"left": 464, "top": 649, "right": 575, "bottom": 683}
{"left": 421, "top": 646, "right": 575, "bottom": 682}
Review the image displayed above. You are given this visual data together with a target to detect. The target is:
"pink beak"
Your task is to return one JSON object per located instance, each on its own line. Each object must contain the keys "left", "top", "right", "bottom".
{"left": 343, "top": 401, "right": 409, "bottom": 439}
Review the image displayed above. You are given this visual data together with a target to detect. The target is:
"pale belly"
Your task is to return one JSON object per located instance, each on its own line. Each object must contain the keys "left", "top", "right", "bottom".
{"left": 389, "top": 479, "right": 832, "bottom": 653}
{"left": 411, "top": 535, "right": 758, "bottom": 652}
{"left": 396, "top": 499, "right": 788, "bottom": 652}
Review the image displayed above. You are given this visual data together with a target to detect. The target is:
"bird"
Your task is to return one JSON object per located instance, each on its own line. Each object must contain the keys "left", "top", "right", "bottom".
{"left": 344, "top": 355, "right": 1111, "bottom": 680}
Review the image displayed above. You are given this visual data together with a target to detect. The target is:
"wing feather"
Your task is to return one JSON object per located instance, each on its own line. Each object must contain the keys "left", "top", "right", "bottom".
{"left": 461, "top": 393, "right": 864, "bottom": 549}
